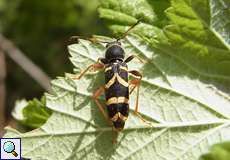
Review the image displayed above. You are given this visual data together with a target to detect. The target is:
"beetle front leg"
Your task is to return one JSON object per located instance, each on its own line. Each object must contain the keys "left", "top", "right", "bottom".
{"left": 125, "top": 54, "right": 146, "bottom": 63}
{"left": 69, "top": 36, "right": 107, "bottom": 44}
{"left": 66, "top": 58, "right": 105, "bottom": 80}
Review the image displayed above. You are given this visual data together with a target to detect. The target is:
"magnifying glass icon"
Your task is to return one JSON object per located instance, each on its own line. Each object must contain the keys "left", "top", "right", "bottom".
{"left": 3, "top": 141, "right": 18, "bottom": 157}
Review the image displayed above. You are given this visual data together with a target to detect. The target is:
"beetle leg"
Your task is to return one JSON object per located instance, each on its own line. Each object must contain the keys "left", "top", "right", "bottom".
{"left": 92, "top": 86, "right": 112, "bottom": 125}
{"left": 69, "top": 36, "right": 98, "bottom": 43}
{"left": 129, "top": 70, "right": 142, "bottom": 94}
{"left": 125, "top": 54, "right": 146, "bottom": 63}
{"left": 67, "top": 58, "right": 104, "bottom": 80}
{"left": 69, "top": 36, "right": 109, "bottom": 44}
{"left": 129, "top": 84, "right": 136, "bottom": 95}
{"left": 129, "top": 70, "right": 152, "bottom": 126}
{"left": 112, "top": 127, "right": 119, "bottom": 144}
{"left": 129, "top": 70, "right": 142, "bottom": 113}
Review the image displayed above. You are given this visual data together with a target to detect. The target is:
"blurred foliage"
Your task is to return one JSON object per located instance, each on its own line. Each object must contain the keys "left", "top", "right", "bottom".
{"left": 0, "top": 0, "right": 110, "bottom": 117}
{"left": 200, "top": 142, "right": 230, "bottom": 160}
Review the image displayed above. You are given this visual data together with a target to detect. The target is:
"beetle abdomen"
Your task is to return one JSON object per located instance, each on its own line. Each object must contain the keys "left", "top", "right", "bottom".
{"left": 104, "top": 62, "right": 129, "bottom": 130}
{"left": 107, "top": 103, "right": 129, "bottom": 130}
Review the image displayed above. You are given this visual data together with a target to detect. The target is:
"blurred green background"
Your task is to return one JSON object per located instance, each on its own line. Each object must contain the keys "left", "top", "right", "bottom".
{"left": 0, "top": 0, "right": 110, "bottom": 133}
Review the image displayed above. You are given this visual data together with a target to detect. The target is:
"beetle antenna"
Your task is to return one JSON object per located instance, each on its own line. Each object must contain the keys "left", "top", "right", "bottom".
{"left": 69, "top": 36, "right": 110, "bottom": 44}
{"left": 116, "top": 19, "right": 141, "bottom": 41}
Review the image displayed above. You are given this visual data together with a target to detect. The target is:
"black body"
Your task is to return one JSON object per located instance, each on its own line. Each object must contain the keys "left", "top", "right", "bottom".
{"left": 102, "top": 43, "right": 129, "bottom": 131}
{"left": 105, "top": 61, "right": 129, "bottom": 130}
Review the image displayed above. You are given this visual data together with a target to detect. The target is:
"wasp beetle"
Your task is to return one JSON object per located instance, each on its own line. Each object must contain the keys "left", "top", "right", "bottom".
{"left": 69, "top": 20, "right": 151, "bottom": 142}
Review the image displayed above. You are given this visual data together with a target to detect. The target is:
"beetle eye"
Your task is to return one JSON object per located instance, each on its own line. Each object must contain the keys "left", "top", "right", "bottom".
{"left": 106, "top": 43, "right": 109, "bottom": 48}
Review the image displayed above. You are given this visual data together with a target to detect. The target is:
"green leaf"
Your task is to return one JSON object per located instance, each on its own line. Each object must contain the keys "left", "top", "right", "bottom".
{"left": 200, "top": 141, "right": 230, "bottom": 160}
{"left": 99, "top": 0, "right": 170, "bottom": 27}
{"left": 164, "top": 0, "right": 230, "bottom": 81}
{"left": 12, "top": 97, "right": 52, "bottom": 129}
{"left": 3, "top": 0, "right": 230, "bottom": 160}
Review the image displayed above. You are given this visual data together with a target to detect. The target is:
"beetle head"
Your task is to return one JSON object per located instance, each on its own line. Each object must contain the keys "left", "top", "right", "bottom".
{"left": 105, "top": 41, "right": 125, "bottom": 62}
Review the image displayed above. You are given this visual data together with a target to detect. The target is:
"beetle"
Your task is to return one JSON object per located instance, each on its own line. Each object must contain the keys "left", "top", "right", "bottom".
{"left": 68, "top": 20, "right": 150, "bottom": 141}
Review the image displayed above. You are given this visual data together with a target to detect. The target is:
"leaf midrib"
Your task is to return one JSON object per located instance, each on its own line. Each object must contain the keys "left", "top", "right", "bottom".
{"left": 122, "top": 128, "right": 168, "bottom": 160}
{"left": 7, "top": 119, "right": 230, "bottom": 138}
